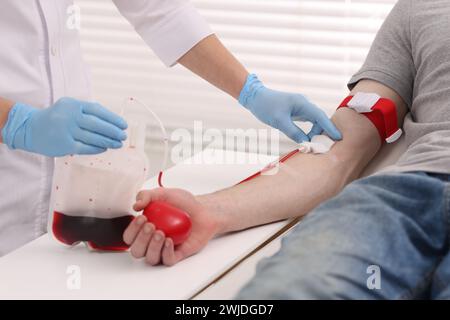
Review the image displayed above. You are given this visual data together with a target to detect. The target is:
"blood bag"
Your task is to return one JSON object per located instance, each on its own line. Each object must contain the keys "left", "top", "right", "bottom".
{"left": 48, "top": 98, "right": 168, "bottom": 251}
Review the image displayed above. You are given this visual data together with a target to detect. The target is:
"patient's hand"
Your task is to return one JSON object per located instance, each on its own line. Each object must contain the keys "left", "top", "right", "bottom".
{"left": 123, "top": 188, "right": 221, "bottom": 266}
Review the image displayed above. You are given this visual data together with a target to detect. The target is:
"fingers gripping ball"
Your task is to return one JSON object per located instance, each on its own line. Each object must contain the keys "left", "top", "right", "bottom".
{"left": 143, "top": 201, "right": 192, "bottom": 245}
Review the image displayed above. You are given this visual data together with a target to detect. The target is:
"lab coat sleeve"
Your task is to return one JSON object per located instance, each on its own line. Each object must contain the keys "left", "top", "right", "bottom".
{"left": 112, "top": 0, "right": 213, "bottom": 67}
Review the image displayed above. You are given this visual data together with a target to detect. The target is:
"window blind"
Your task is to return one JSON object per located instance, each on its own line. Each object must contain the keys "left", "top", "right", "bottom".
{"left": 75, "top": 0, "right": 397, "bottom": 165}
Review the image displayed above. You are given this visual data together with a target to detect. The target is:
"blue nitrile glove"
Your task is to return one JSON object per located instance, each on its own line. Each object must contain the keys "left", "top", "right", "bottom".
{"left": 239, "top": 74, "right": 342, "bottom": 143}
{"left": 1, "top": 97, "right": 128, "bottom": 157}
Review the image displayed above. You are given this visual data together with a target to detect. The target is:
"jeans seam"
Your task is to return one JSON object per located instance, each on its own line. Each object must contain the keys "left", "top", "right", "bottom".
{"left": 399, "top": 181, "right": 450, "bottom": 299}
{"left": 432, "top": 263, "right": 448, "bottom": 293}
{"left": 398, "top": 179, "right": 450, "bottom": 300}
{"left": 445, "top": 183, "right": 450, "bottom": 249}
{"left": 430, "top": 182, "right": 450, "bottom": 297}
{"left": 397, "top": 267, "right": 436, "bottom": 299}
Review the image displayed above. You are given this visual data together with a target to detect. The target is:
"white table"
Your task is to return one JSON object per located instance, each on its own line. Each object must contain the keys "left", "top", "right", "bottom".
{"left": 0, "top": 149, "right": 293, "bottom": 300}
{"left": 194, "top": 230, "right": 289, "bottom": 300}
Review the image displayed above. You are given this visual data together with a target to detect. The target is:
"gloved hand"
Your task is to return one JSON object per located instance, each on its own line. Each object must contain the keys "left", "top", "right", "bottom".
{"left": 1, "top": 97, "right": 128, "bottom": 157}
{"left": 239, "top": 74, "right": 342, "bottom": 143}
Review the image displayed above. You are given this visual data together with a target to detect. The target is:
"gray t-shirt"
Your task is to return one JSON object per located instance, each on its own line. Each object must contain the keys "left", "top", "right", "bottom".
{"left": 348, "top": 0, "right": 450, "bottom": 174}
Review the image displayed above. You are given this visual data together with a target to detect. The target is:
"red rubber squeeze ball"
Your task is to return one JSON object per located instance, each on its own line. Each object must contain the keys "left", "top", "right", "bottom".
{"left": 143, "top": 201, "right": 192, "bottom": 245}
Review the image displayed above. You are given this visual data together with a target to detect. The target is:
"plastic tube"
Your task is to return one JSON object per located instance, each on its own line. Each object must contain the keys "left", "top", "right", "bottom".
{"left": 121, "top": 97, "right": 168, "bottom": 187}
{"left": 236, "top": 149, "right": 300, "bottom": 185}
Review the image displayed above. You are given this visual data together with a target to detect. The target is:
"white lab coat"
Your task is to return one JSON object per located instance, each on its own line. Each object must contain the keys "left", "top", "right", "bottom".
{"left": 0, "top": 0, "right": 212, "bottom": 256}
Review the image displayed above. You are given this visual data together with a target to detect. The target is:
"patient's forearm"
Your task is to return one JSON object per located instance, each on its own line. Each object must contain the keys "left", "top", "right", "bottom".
{"left": 200, "top": 108, "right": 379, "bottom": 233}
{"left": 198, "top": 80, "right": 407, "bottom": 234}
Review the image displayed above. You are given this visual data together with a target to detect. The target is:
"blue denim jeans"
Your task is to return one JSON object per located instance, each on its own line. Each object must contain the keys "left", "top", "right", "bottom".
{"left": 236, "top": 172, "right": 450, "bottom": 299}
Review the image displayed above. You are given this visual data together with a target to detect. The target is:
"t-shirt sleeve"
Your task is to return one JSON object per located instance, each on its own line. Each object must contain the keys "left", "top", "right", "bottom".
{"left": 348, "top": 0, "right": 414, "bottom": 107}
{"left": 113, "top": 0, "right": 213, "bottom": 67}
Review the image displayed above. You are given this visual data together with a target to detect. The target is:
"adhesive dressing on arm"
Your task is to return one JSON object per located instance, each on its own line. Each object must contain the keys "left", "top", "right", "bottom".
{"left": 298, "top": 134, "right": 336, "bottom": 154}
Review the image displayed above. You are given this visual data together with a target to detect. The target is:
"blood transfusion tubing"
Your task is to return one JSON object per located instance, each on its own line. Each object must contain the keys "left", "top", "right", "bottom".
{"left": 237, "top": 135, "right": 336, "bottom": 185}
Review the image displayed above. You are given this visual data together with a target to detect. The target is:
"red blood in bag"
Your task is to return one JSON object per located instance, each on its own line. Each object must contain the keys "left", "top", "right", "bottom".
{"left": 52, "top": 211, "right": 133, "bottom": 251}
{"left": 143, "top": 201, "right": 192, "bottom": 245}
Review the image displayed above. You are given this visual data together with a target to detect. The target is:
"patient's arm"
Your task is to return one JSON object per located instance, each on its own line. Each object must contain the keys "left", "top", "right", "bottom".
{"left": 124, "top": 79, "right": 408, "bottom": 266}
{"left": 200, "top": 79, "right": 408, "bottom": 233}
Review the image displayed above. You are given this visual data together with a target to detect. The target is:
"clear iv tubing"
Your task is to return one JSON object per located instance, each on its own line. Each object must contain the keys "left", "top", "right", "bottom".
{"left": 121, "top": 97, "right": 168, "bottom": 188}
{"left": 120, "top": 97, "right": 301, "bottom": 188}
{"left": 236, "top": 149, "right": 300, "bottom": 185}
